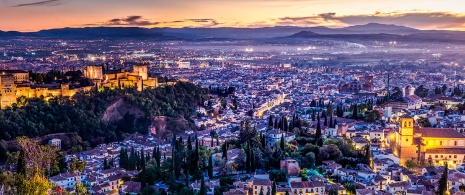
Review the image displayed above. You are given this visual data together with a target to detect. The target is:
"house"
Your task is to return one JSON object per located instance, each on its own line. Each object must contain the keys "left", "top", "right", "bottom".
{"left": 289, "top": 181, "right": 325, "bottom": 195}
{"left": 191, "top": 180, "right": 216, "bottom": 195}
{"left": 280, "top": 159, "right": 301, "bottom": 177}
{"left": 386, "top": 181, "right": 410, "bottom": 194}
{"left": 49, "top": 172, "right": 81, "bottom": 189}
{"left": 120, "top": 181, "right": 141, "bottom": 195}
{"left": 251, "top": 178, "right": 272, "bottom": 195}
{"left": 224, "top": 189, "right": 247, "bottom": 195}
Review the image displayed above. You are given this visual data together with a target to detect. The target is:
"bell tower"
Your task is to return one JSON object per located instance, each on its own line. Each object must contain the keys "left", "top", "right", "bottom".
{"left": 396, "top": 117, "right": 417, "bottom": 166}
{"left": 399, "top": 118, "right": 414, "bottom": 146}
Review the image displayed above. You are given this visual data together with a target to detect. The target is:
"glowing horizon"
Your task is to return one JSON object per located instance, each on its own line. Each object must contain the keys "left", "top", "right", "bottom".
{"left": 1, "top": 0, "right": 465, "bottom": 32}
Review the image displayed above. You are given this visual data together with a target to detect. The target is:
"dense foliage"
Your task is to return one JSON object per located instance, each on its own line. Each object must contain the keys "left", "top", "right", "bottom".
{"left": 0, "top": 82, "right": 208, "bottom": 148}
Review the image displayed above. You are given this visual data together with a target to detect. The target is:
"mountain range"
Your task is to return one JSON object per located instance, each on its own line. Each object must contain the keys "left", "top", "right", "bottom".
{"left": 1, "top": 23, "right": 465, "bottom": 42}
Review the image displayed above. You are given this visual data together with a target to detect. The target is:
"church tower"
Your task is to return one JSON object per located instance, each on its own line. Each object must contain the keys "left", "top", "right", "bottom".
{"left": 396, "top": 117, "right": 418, "bottom": 166}
{"left": 399, "top": 118, "right": 414, "bottom": 146}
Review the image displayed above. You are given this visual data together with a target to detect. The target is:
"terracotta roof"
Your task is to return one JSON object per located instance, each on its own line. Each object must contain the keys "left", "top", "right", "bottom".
{"left": 290, "top": 181, "right": 324, "bottom": 188}
{"left": 415, "top": 126, "right": 465, "bottom": 138}
{"left": 123, "top": 181, "right": 141, "bottom": 193}
{"left": 252, "top": 179, "right": 272, "bottom": 186}
{"left": 426, "top": 148, "right": 465, "bottom": 154}
{"left": 223, "top": 189, "right": 247, "bottom": 195}
{"left": 356, "top": 189, "right": 378, "bottom": 195}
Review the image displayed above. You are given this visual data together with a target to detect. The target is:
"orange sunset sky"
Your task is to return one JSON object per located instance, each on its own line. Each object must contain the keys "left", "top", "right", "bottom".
{"left": 1, "top": 0, "right": 465, "bottom": 32}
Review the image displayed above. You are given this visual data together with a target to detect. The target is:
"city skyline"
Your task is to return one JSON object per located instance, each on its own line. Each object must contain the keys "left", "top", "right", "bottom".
{"left": 1, "top": 0, "right": 465, "bottom": 32}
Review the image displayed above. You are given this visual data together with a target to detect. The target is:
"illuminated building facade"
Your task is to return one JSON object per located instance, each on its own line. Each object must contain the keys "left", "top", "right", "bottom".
{"left": 84, "top": 65, "right": 157, "bottom": 91}
{"left": 392, "top": 117, "right": 465, "bottom": 168}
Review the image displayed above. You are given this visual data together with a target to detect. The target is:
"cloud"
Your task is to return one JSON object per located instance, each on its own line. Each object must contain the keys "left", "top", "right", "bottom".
{"left": 271, "top": 12, "right": 465, "bottom": 29}
{"left": 13, "top": 0, "right": 62, "bottom": 7}
{"left": 104, "top": 16, "right": 159, "bottom": 26}
{"left": 87, "top": 16, "right": 222, "bottom": 28}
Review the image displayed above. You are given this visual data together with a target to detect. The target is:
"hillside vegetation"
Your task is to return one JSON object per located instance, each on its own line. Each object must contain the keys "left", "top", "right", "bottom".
{"left": 0, "top": 82, "right": 208, "bottom": 150}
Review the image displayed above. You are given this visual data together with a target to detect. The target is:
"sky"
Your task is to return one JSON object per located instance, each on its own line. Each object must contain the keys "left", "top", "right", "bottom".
{"left": 1, "top": 0, "right": 465, "bottom": 32}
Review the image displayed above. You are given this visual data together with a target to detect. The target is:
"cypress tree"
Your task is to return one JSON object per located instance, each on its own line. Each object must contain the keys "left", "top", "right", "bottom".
{"left": 199, "top": 175, "right": 207, "bottom": 195}
{"left": 130, "top": 147, "right": 136, "bottom": 170}
{"left": 17, "top": 149, "right": 26, "bottom": 176}
{"left": 261, "top": 133, "right": 266, "bottom": 148}
{"left": 251, "top": 149, "right": 256, "bottom": 172}
{"left": 187, "top": 135, "right": 192, "bottom": 151}
{"left": 280, "top": 136, "right": 285, "bottom": 151}
{"left": 437, "top": 163, "right": 450, "bottom": 195}
{"left": 329, "top": 115, "right": 333, "bottom": 128}
{"left": 315, "top": 114, "right": 322, "bottom": 145}
{"left": 312, "top": 110, "right": 316, "bottom": 121}
{"left": 141, "top": 150, "right": 146, "bottom": 170}
{"left": 352, "top": 104, "right": 358, "bottom": 119}
{"left": 268, "top": 115, "right": 274, "bottom": 128}
{"left": 222, "top": 142, "right": 228, "bottom": 160}
{"left": 324, "top": 115, "right": 328, "bottom": 126}
{"left": 246, "top": 143, "right": 250, "bottom": 173}
{"left": 283, "top": 117, "right": 288, "bottom": 132}
{"left": 208, "top": 155, "right": 213, "bottom": 178}
{"left": 194, "top": 138, "right": 200, "bottom": 168}
{"left": 272, "top": 181, "right": 277, "bottom": 195}
{"left": 104, "top": 158, "right": 109, "bottom": 170}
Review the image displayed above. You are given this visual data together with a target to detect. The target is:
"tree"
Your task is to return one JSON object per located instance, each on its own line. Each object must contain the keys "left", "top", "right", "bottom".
{"left": 272, "top": 181, "right": 277, "bottom": 195}
{"left": 326, "top": 104, "right": 334, "bottom": 116}
{"left": 103, "top": 158, "right": 109, "bottom": 170}
{"left": 208, "top": 155, "right": 213, "bottom": 178}
{"left": 315, "top": 114, "right": 322, "bottom": 146}
{"left": 235, "top": 149, "right": 247, "bottom": 172}
{"left": 187, "top": 135, "right": 192, "bottom": 150}
{"left": 436, "top": 163, "right": 450, "bottom": 195}
{"left": 259, "top": 186, "right": 265, "bottom": 195}
{"left": 405, "top": 159, "right": 418, "bottom": 170}
{"left": 329, "top": 115, "right": 333, "bottom": 128}
{"left": 222, "top": 142, "right": 228, "bottom": 160}
{"left": 328, "top": 188, "right": 338, "bottom": 195}
{"left": 361, "top": 144, "right": 371, "bottom": 166}
{"left": 268, "top": 115, "right": 274, "bottom": 128}
{"left": 319, "top": 144, "right": 342, "bottom": 161}
{"left": 352, "top": 104, "right": 358, "bottom": 119}
{"left": 17, "top": 149, "right": 26, "bottom": 176}
{"left": 280, "top": 136, "right": 285, "bottom": 151}
{"left": 218, "top": 158, "right": 234, "bottom": 176}
{"left": 199, "top": 176, "right": 207, "bottom": 195}
{"left": 415, "top": 85, "right": 429, "bottom": 98}
{"left": 344, "top": 181, "right": 357, "bottom": 195}
{"left": 269, "top": 169, "right": 287, "bottom": 182}
{"left": 69, "top": 158, "right": 86, "bottom": 173}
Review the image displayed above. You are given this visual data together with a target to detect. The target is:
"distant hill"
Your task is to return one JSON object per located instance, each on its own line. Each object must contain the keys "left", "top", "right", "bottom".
{"left": 287, "top": 30, "right": 465, "bottom": 43}
{"left": 340, "top": 23, "right": 420, "bottom": 35}
{"left": 0, "top": 23, "right": 464, "bottom": 41}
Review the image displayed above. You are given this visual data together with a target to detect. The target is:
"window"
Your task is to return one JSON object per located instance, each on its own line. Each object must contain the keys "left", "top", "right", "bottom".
{"left": 455, "top": 155, "right": 457, "bottom": 158}
{"left": 440, "top": 141, "right": 443, "bottom": 146}
{"left": 455, "top": 141, "right": 458, "bottom": 146}
{"left": 435, "top": 155, "right": 438, "bottom": 158}
{"left": 429, "top": 155, "right": 432, "bottom": 158}
{"left": 406, "top": 139, "right": 409, "bottom": 142}
{"left": 449, "top": 155, "right": 452, "bottom": 158}
{"left": 441, "top": 155, "right": 444, "bottom": 158}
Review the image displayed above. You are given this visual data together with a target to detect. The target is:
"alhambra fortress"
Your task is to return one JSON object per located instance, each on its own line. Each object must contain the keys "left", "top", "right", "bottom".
{"left": 0, "top": 65, "right": 157, "bottom": 109}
